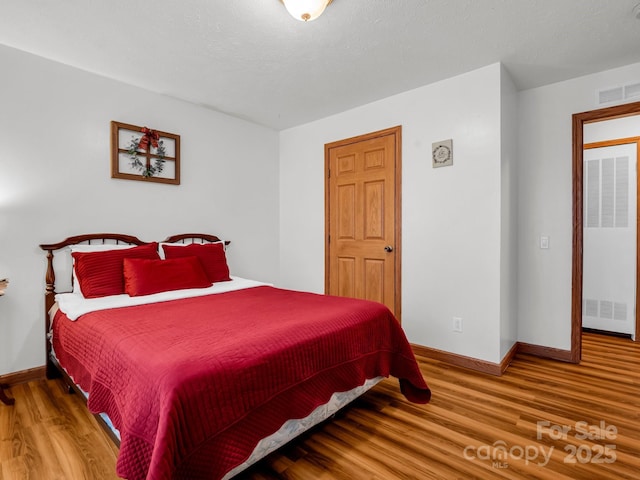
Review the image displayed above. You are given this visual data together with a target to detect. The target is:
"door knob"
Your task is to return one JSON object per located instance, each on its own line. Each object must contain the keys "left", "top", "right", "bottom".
{"left": 384, "top": 245, "right": 393, "bottom": 252}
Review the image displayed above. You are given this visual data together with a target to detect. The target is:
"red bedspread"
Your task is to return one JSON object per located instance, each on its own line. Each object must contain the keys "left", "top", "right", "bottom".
{"left": 52, "top": 286, "right": 430, "bottom": 480}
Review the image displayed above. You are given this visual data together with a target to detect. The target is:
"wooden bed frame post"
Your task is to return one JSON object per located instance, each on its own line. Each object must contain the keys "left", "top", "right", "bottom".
{"left": 43, "top": 249, "right": 60, "bottom": 379}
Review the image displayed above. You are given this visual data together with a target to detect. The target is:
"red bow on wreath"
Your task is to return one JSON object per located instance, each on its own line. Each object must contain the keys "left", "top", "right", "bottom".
{"left": 137, "top": 127, "right": 160, "bottom": 151}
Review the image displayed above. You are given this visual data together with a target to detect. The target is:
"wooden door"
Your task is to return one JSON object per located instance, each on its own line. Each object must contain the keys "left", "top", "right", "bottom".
{"left": 325, "top": 126, "right": 401, "bottom": 318}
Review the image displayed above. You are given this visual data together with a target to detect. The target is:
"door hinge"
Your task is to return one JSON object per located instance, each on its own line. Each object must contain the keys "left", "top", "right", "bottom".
{"left": 328, "top": 169, "right": 331, "bottom": 178}
{"left": 328, "top": 234, "right": 331, "bottom": 244}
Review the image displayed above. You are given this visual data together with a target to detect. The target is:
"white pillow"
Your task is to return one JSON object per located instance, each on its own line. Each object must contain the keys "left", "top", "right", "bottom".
{"left": 158, "top": 241, "right": 225, "bottom": 259}
{"left": 69, "top": 243, "right": 138, "bottom": 295}
{"left": 69, "top": 244, "right": 138, "bottom": 253}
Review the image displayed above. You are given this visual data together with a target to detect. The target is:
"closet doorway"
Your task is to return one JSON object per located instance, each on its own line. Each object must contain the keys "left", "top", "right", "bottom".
{"left": 582, "top": 138, "right": 638, "bottom": 337}
{"left": 572, "top": 101, "right": 640, "bottom": 361}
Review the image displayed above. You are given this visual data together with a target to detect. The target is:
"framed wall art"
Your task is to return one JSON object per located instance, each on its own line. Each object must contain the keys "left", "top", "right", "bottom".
{"left": 432, "top": 139, "right": 453, "bottom": 168}
{"left": 111, "top": 121, "right": 181, "bottom": 185}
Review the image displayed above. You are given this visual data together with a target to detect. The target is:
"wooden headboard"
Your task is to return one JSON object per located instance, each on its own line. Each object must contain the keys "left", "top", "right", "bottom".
{"left": 38, "top": 233, "right": 230, "bottom": 379}
{"left": 163, "top": 233, "right": 229, "bottom": 245}
{"left": 39, "top": 233, "right": 147, "bottom": 378}
{"left": 39, "top": 233, "right": 147, "bottom": 309}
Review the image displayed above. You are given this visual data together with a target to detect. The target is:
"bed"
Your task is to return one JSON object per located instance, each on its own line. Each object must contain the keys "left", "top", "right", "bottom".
{"left": 39, "top": 233, "right": 430, "bottom": 480}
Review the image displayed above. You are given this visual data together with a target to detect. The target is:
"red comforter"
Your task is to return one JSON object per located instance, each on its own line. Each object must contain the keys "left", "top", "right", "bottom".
{"left": 52, "top": 286, "right": 430, "bottom": 480}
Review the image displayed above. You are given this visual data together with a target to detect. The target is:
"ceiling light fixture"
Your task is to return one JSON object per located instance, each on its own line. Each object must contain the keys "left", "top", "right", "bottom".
{"left": 280, "top": 0, "right": 333, "bottom": 22}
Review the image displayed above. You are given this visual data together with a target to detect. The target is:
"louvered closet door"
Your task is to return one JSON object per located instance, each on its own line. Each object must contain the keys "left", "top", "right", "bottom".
{"left": 583, "top": 143, "right": 637, "bottom": 336}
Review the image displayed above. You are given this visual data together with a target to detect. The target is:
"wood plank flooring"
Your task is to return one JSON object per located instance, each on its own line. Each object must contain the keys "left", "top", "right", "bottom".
{"left": 1, "top": 333, "right": 638, "bottom": 479}
{"left": 0, "top": 375, "right": 119, "bottom": 479}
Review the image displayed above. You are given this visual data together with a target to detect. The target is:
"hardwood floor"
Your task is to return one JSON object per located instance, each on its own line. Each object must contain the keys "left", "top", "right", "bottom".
{"left": 1, "top": 333, "right": 639, "bottom": 479}
{"left": 0, "top": 376, "right": 119, "bottom": 479}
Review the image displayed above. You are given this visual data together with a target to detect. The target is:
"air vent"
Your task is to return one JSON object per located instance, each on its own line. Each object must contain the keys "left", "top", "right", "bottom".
{"left": 584, "top": 298, "right": 628, "bottom": 321}
{"left": 624, "top": 82, "right": 640, "bottom": 100}
{"left": 584, "top": 299, "right": 598, "bottom": 317}
{"left": 597, "top": 82, "right": 640, "bottom": 106}
{"left": 615, "top": 156, "right": 629, "bottom": 228}
{"left": 614, "top": 302, "right": 627, "bottom": 321}
{"left": 600, "top": 300, "right": 613, "bottom": 319}
{"left": 584, "top": 157, "right": 630, "bottom": 228}
{"left": 598, "top": 87, "right": 623, "bottom": 105}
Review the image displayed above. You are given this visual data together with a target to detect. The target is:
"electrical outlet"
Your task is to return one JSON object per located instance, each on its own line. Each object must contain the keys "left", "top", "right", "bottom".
{"left": 453, "top": 317, "right": 463, "bottom": 333}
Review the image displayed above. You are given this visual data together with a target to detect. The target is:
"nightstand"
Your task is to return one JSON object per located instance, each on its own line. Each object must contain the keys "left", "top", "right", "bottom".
{"left": 0, "top": 278, "right": 15, "bottom": 406}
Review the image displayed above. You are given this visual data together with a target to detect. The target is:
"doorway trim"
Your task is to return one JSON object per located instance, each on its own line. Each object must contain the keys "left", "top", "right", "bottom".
{"left": 571, "top": 100, "right": 640, "bottom": 362}
{"left": 324, "top": 126, "right": 402, "bottom": 318}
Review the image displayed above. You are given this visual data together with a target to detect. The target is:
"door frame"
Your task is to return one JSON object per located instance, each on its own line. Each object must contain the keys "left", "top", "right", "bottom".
{"left": 324, "top": 126, "right": 402, "bottom": 319}
{"left": 571, "top": 101, "right": 640, "bottom": 362}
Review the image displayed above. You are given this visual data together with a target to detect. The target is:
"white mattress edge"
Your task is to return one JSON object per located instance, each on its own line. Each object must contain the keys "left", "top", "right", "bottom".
{"left": 55, "top": 276, "right": 270, "bottom": 320}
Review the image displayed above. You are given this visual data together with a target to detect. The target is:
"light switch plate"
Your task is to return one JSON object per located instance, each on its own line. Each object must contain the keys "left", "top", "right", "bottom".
{"left": 540, "top": 236, "right": 550, "bottom": 249}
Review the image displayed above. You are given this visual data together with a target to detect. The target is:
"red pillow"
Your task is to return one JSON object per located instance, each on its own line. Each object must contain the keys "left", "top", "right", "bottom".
{"left": 123, "top": 256, "right": 211, "bottom": 297}
{"left": 72, "top": 243, "right": 159, "bottom": 298}
{"left": 162, "top": 243, "right": 231, "bottom": 283}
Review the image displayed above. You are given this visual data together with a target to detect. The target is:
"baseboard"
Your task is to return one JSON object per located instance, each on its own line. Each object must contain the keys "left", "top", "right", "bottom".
{"left": 412, "top": 340, "right": 571, "bottom": 376}
{"left": 500, "top": 342, "right": 520, "bottom": 373}
{"left": 516, "top": 342, "right": 574, "bottom": 362}
{"left": 411, "top": 344, "right": 505, "bottom": 376}
{"left": 0, "top": 366, "right": 46, "bottom": 386}
{"left": 2, "top": 342, "right": 573, "bottom": 386}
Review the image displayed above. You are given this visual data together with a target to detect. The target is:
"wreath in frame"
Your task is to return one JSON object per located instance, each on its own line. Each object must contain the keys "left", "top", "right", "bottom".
{"left": 127, "top": 127, "right": 166, "bottom": 178}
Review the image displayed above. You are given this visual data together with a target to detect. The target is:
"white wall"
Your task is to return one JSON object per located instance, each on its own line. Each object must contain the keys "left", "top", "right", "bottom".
{"left": 6, "top": 44, "right": 638, "bottom": 377}
{"left": 500, "top": 65, "right": 518, "bottom": 358}
{"left": 280, "top": 64, "right": 505, "bottom": 363}
{"left": 517, "top": 61, "right": 640, "bottom": 349}
{"left": 0, "top": 45, "right": 280, "bottom": 375}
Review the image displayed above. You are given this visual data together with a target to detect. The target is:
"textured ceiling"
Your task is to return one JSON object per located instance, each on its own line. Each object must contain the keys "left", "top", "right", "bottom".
{"left": 1, "top": 0, "right": 639, "bottom": 130}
